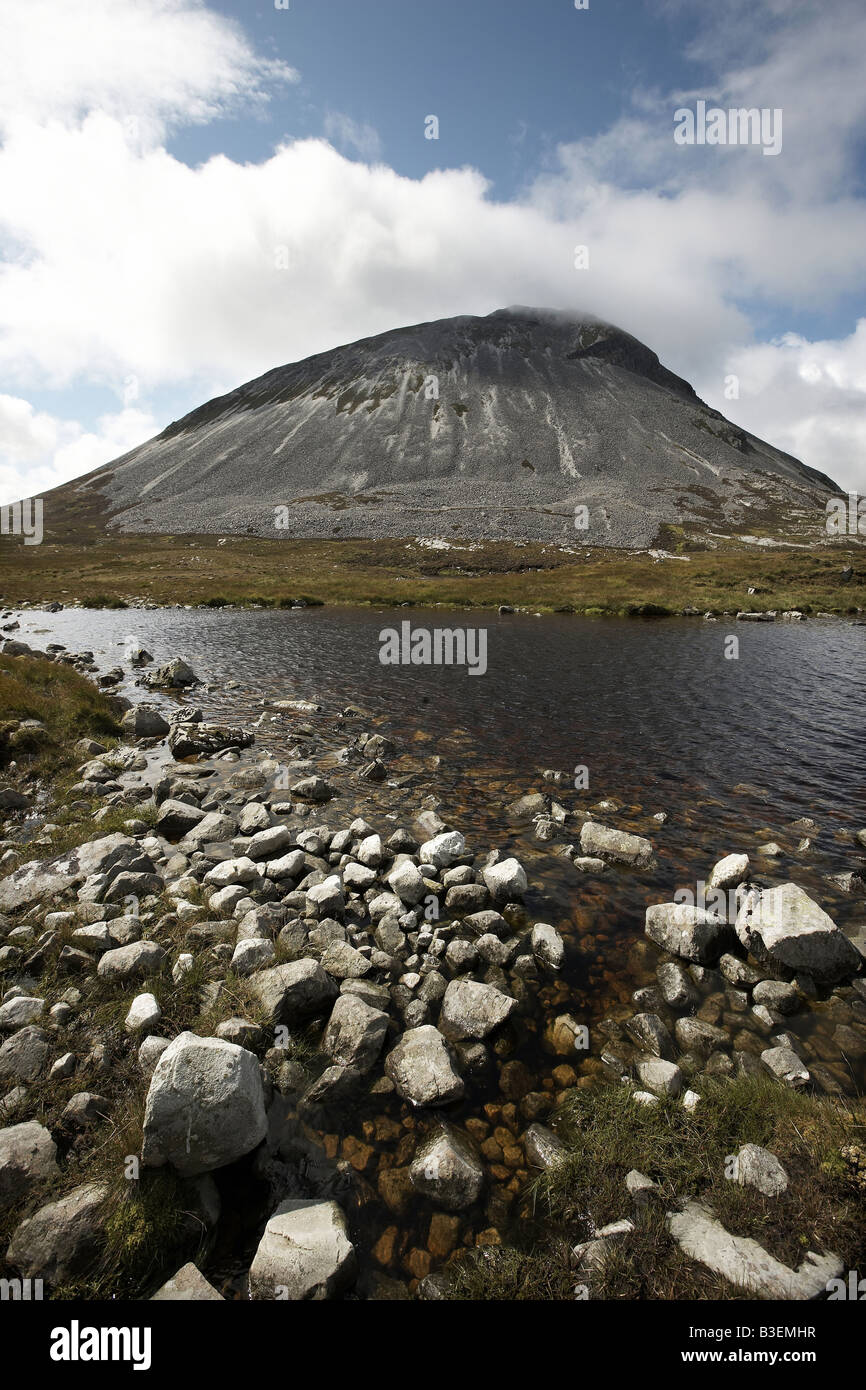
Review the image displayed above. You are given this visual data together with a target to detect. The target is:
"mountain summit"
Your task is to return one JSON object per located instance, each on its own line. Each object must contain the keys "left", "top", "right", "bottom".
{"left": 60, "top": 307, "right": 837, "bottom": 548}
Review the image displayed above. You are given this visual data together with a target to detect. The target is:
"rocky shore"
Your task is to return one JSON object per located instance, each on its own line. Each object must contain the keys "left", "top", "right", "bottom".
{"left": 0, "top": 631, "right": 863, "bottom": 1301}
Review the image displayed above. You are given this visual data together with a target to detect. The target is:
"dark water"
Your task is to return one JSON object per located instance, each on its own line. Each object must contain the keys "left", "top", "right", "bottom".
{"left": 18, "top": 602, "right": 865, "bottom": 830}
{"left": 10, "top": 605, "right": 866, "bottom": 1288}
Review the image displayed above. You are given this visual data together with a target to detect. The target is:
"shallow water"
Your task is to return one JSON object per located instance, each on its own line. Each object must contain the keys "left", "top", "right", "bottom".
{"left": 9, "top": 604, "right": 866, "bottom": 1290}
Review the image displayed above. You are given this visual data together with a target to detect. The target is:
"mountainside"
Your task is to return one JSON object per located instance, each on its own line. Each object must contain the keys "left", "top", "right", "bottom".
{"left": 55, "top": 307, "right": 838, "bottom": 548}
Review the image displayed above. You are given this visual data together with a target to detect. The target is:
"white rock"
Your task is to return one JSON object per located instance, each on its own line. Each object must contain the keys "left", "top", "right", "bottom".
{"left": 249, "top": 1199, "right": 356, "bottom": 1300}
{"left": 419, "top": 831, "right": 466, "bottom": 869}
{"left": 667, "top": 1201, "right": 841, "bottom": 1298}
{"left": 482, "top": 857, "right": 528, "bottom": 900}
{"left": 124, "top": 992, "right": 161, "bottom": 1033}
{"left": 141, "top": 1032, "right": 267, "bottom": 1176}
{"left": 231, "top": 937, "right": 275, "bottom": 976}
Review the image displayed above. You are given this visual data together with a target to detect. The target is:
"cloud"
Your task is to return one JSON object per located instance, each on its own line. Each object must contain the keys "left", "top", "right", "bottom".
{"left": 0, "top": 395, "right": 158, "bottom": 505}
{"left": 0, "top": 0, "right": 864, "bottom": 503}
{"left": 712, "top": 321, "right": 866, "bottom": 492}
{"left": 0, "top": 0, "right": 297, "bottom": 142}
{"left": 322, "top": 112, "right": 383, "bottom": 162}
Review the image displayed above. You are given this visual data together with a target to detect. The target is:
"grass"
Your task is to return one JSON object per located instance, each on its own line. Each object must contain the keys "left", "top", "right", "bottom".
{"left": 0, "top": 652, "right": 123, "bottom": 787}
{"left": 442, "top": 1076, "right": 866, "bottom": 1300}
{"left": 0, "top": 532, "right": 862, "bottom": 614}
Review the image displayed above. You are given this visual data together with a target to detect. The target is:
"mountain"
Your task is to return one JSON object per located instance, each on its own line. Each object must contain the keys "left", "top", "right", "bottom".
{"left": 53, "top": 307, "right": 838, "bottom": 549}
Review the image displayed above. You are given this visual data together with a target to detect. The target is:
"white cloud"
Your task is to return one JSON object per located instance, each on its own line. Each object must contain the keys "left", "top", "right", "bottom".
{"left": 322, "top": 112, "right": 383, "bottom": 162}
{"left": 0, "top": 0, "right": 297, "bottom": 142}
{"left": 0, "top": 0, "right": 864, "bottom": 503}
{"left": 0, "top": 395, "right": 158, "bottom": 505}
{"left": 708, "top": 322, "right": 866, "bottom": 492}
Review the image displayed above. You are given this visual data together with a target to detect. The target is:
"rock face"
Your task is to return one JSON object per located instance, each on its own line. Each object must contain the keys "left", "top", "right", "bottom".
{"left": 249, "top": 1199, "right": 357, "bottom": 1300}
{"left": 54, "top": 307, "right": 836, "bottom": 547}
{"left": 0, "top": 1121, "right": 58, "bottom": 1210}
{"left": 736, "top": 884, "right": 861, "bottom": 983}
{"left": 409, "top": 1125, "right": 485, "bottom": 1210}
{"left": 6, "top": 1182, "right": 108, "bottom": 1281}
{"left": 384, "top": 1026, "right": 465, "bottom": 1107}
{"left": 141, "top": 1033, "right": 267, "bottom": 1176}
{"left": 666, "top": 1201, "right": 841, "bottom": 1299}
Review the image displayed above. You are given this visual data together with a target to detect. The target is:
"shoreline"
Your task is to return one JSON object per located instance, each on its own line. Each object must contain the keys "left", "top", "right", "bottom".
{"left": 0, "top": 637, "right": 863, "bottom": 1300}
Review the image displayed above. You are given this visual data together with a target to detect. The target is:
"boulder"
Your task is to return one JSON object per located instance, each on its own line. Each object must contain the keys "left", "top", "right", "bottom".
{"left": 636, "top": 1057, "right": 683, "bottom": 1098}
{"left": 530, "top": 923, "right": 565, "bottom": 972}
{"left": 246, "top": 960, "right": 338, "bottom": 1025}
{"left": 409, "top": 1125, "right": 484, "bottom": 1210}
{"left": 735, "top": 884, "right": 861, "bottom": 983}
{"left": 387, "top": 859, "right": 426, "bottom": 905}
{"left": 419, "top": 831, "right": 466, "bottom": 868}
{"left": 141, "top": 1032, "right": 267, "bottom": 1176}
{"left": 168, "top": 723, "right": 253, "bottom": 759}
{"left": 645, "top": 901, "right": 732, "bottom": 963}
{"left": 0, "top": 1121, "right": 58, "bottom": 1211}
{"left": 760, "top": 1045, "right": 810, "bottom": 1087}
{"left": 231, "top": 937, "right": 275, "bottom": 976}
{"left": 523, "top": 1123, "right": 567, "bottom": 1171}
{"left": 290, "top": 776, "right": 334, "bottom": 803}
{"left": 580, "top": 821, "right": 655, "bottom": 869}
{"left": 124, "top": 992, "right": 161, "bottom": 1033}
{"left": 97, "top": 939, "right": 166, "bottom": 983}
{"left": 708, "top": 853, "right": 750, "bottom": 891}
{"left": 438, "top": 979, "right": 517, "bottom": 1040}
{"left": 482, "top": 857, "right": 528, "bottom": 901}
{"left": 6, "top": 1182, "right": 108, "bottom": 1282}
{"left": 666, "top": 1201, "right": 840, "bottom": 1298}
{"left": 0, "top": 831, "right": 141, "bottom": 913}
{"left": 384, "top": 1026, "right": 464, "bottom": 1107}
{"left": 322, "top": 995, "right": 389, "bottom": 1073}
{"left": 156, "top": 799, "right": 205, "bottom": 840}
{"left": 151, "top": 1262, "right": 225, "bottom": 1301}
{"left": 249, "top": 1199, "right": 357, "bottom": 1300}
{"left": 0, "top": 1026, "right": 51, "bottom": 1083}
{"left": 121, "top": 706, "right": 170, "bottom": 739}
{"left": 0, "top": 996, "right": 45, "bottom": 1031}
{"left": 734, "top": 1144, "right": 789, "bottom": 1197}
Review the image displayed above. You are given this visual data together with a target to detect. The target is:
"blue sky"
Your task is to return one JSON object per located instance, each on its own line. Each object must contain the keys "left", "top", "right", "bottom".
{"left": 1, "top": 0, "right": 865, "bottom": 501}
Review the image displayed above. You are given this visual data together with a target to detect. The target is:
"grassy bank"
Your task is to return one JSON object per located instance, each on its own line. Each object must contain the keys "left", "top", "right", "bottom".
{"left": 0, "top": 533, "right": 863, "bottom": 615}
{"left": 444, "top": 1078, "right": 866, "bottom": 1300}
{"left": 0, "top": 652, "right": 123, "bottom": 789}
